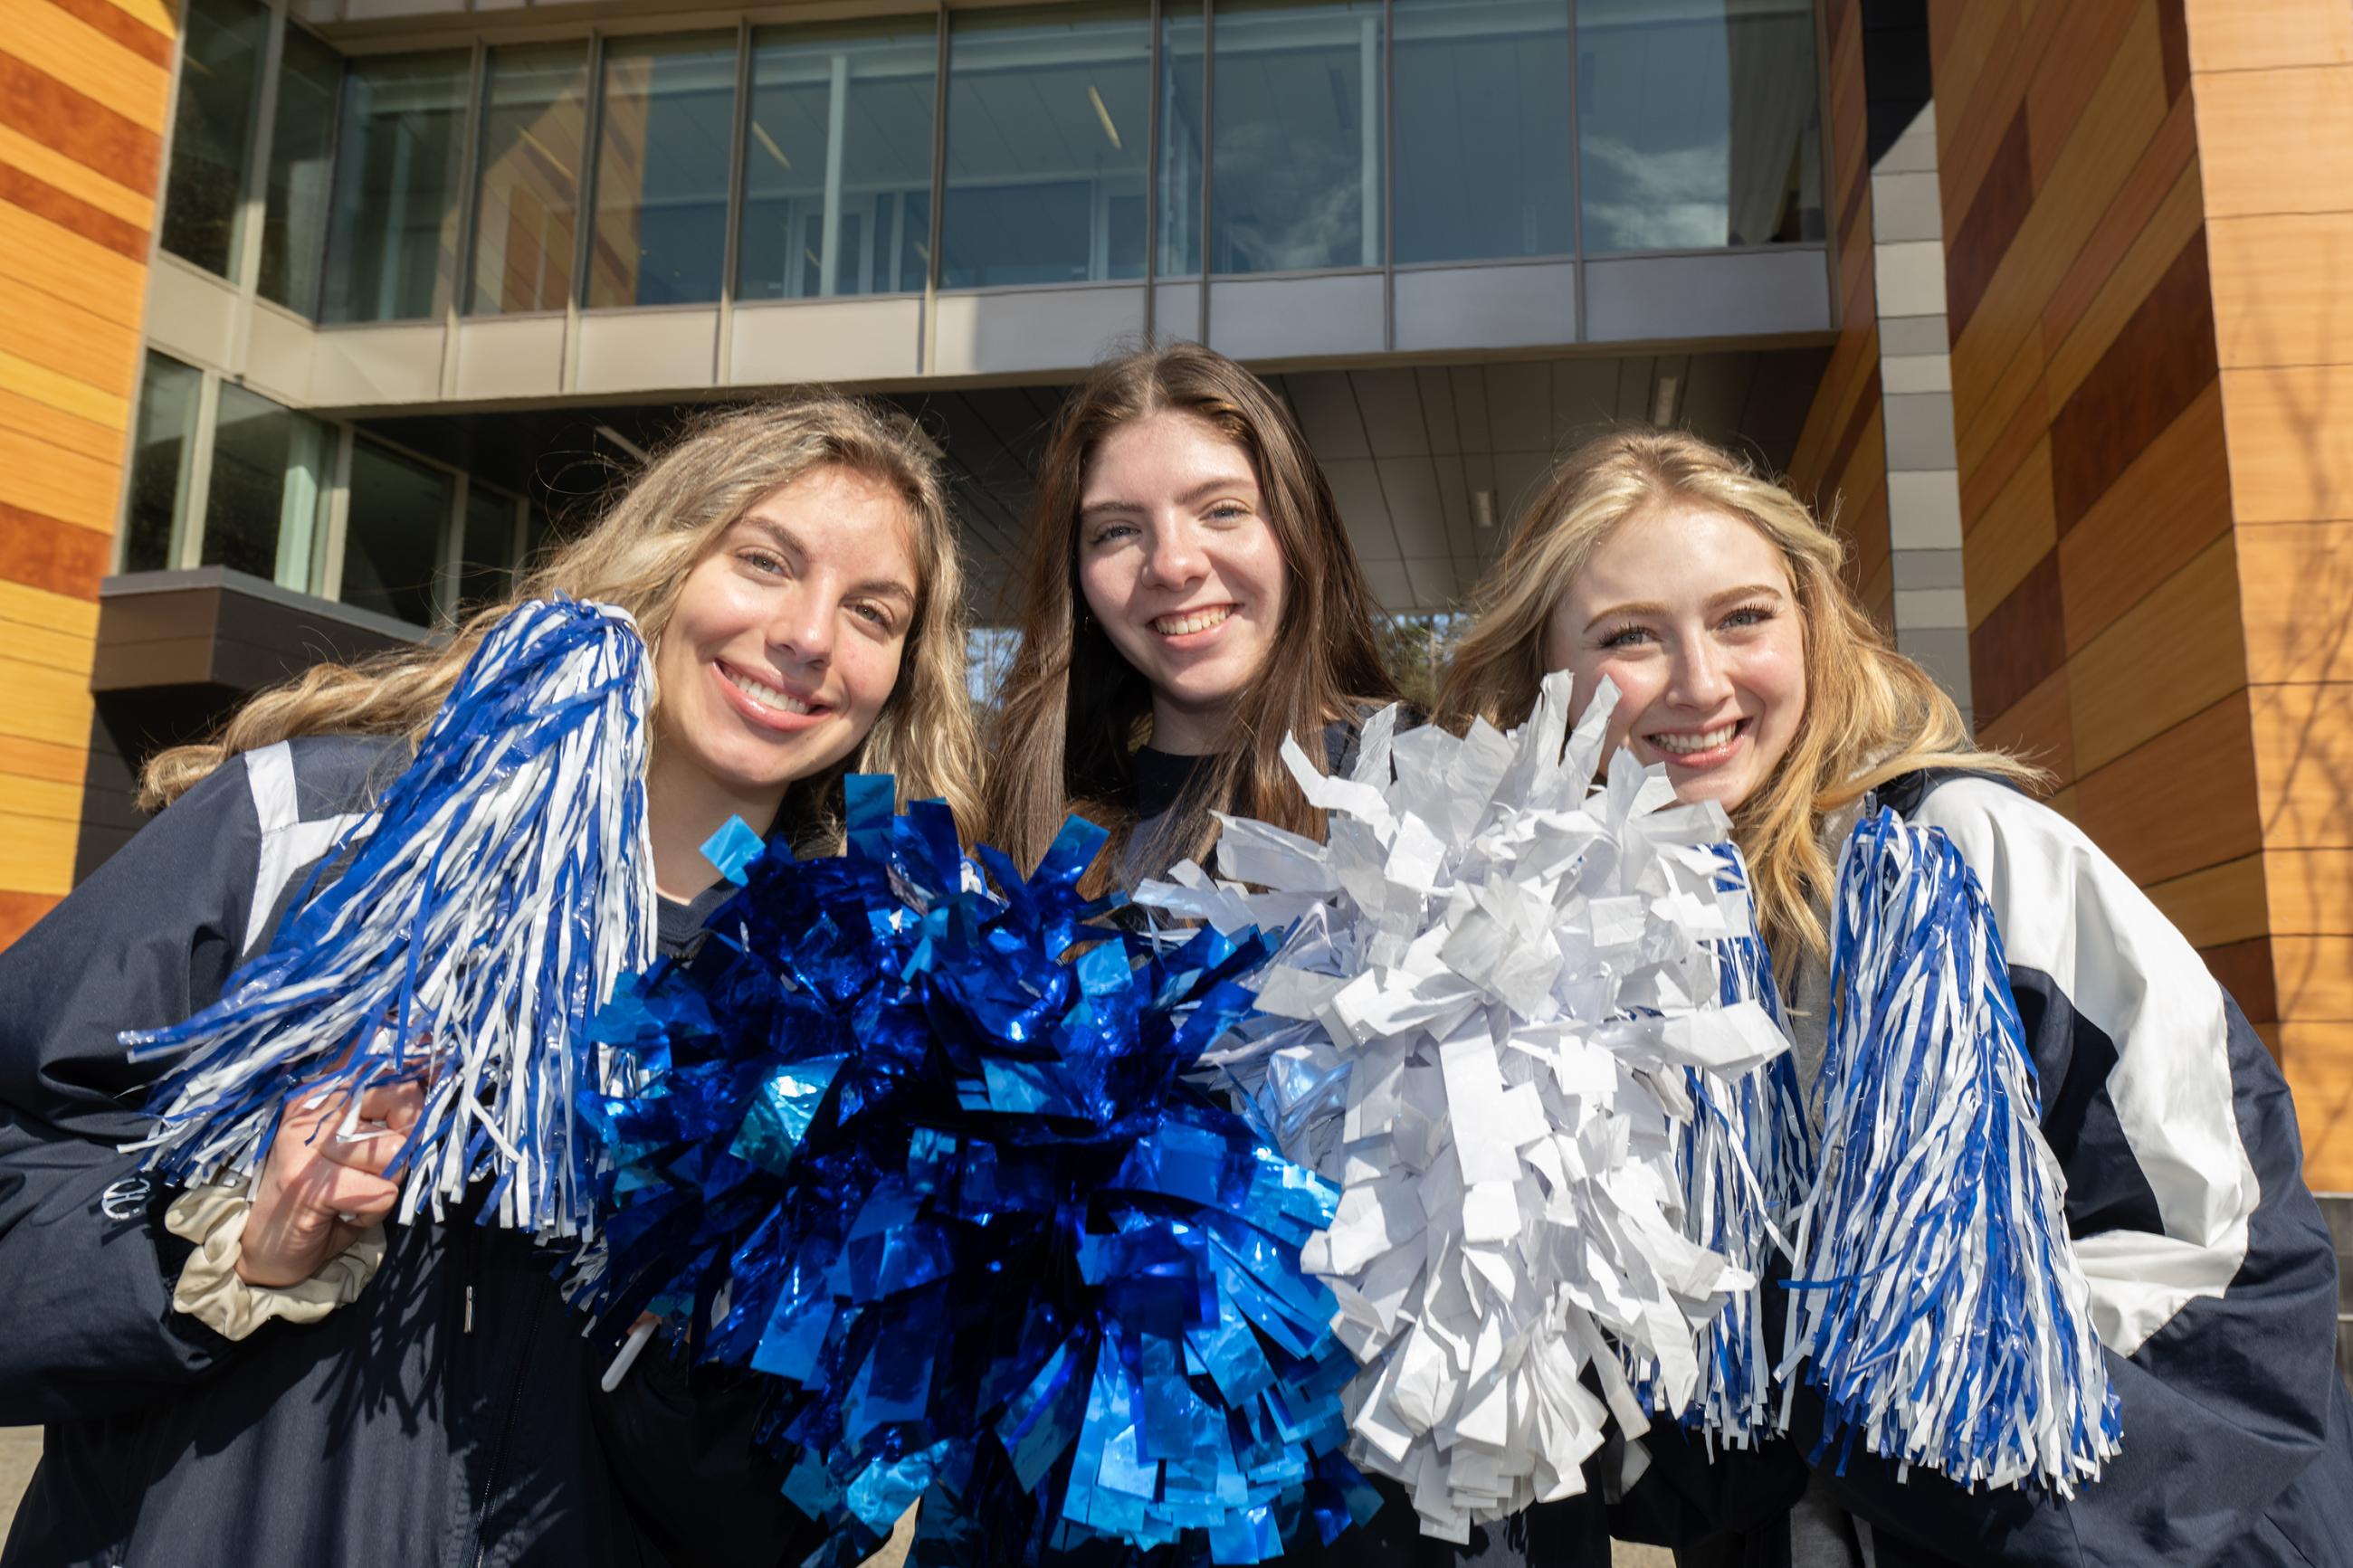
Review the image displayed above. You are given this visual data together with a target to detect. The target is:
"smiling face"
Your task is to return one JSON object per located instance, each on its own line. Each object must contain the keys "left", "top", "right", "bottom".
{"left": 653, "top": 463, "right": 919, "bottom": 815}
{"left": 1076, "top": 411, "right": 1289, "bottom": 755}
{"left": 1543, "top": 501, "right": 1808, "bottom": 812}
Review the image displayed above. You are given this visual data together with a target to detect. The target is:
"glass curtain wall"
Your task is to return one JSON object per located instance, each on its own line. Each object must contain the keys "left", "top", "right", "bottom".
{"left": 258, "top": 26, "right": 343, "bottom": 312}
{"left": 1207, "top": 0, "right": 1383, "bottom": 275}
{"left": 204, "top": 384, "right": 331, "bottom": 590}
{"left": 590, "top": 34, "right": 738, "bottom": 309}
{"left": 174, "top": 0, "right": 1829, "bottom": 321}
{"left": 940, "top": 5, "right": 1150, "bottom": 289}
{"left": 1155, "top": 0, "right": 1205, "bottom": 277}
{"left": 1577, "top": 0, "right": 1824, "bottom": 254}
{"left": 1391, "top": 0, "right": 1572, "bottom": 265}
{"left": 738, "top": 22, "right": 937, "bottom": 301}
{"left": 320, "top": 52, "right": 472, "bottom": 322}
{"left": 121, "top": 355, "right": 204, "bottom": 574}
{"left": 471, "top": 44, "right": 592, "bottom": 315}
{"left": 452, "top": 485, "right": 520, "bottom": 610}
{"left": 160, "top": 0, "right": 271, "bottom": 276}
{"left": 340, "top": 440, "right": 452, "bottom": 626}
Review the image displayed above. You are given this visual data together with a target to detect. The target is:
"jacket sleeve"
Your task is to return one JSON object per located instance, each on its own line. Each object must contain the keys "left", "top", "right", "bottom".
{"left": 0, "top": 755, "right": 271, "bottom": 1422}
{"left": 1805, "top": 778, "right": 2346, "bottom": 1565}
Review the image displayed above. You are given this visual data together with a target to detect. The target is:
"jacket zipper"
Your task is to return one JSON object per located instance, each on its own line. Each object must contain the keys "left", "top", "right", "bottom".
{"left": 468, "top": 1261, "right": 540, "bottom": 1568}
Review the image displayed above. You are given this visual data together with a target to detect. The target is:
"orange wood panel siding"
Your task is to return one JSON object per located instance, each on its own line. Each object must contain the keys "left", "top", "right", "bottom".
{"left": 0, "top": 0, "right": 176, "bottom": 948}
{"left": 1786, "top": 0, "right": 1892, "bottom": 627}
{"left": 2183, "top": 0, "right": 2353, "bottom": 1183}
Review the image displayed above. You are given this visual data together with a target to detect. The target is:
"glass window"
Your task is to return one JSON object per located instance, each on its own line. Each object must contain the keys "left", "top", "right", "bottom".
{"left": 940, "top": 5, "right": 1148, "bottom": 290}
{"left": 1392, "top": 0, "right": 1571, "bottom": 265}
{"left": 1209, "top": 0, "right": 1383, "bottom": 275}
{"left": 340, "top": 440, "right": 452, "bottom": 627}
{"left": 121, "top": 355, "right": 203, "bottom": 574}
{"left": 1577, "top": 0, "right": 1823, "bottom": 255}
{"left": 1156, "top": 0, "right": 1205, "bottom": 277}
{"left": 203, "top": 384, "right": 330, "bottom": 591}
{"left": 258, "top": 25, "right": 343, "bottom": 313}
{"left": 160, "top": 0, "right": 271, "bottom": 276}
{"left": 451, "top": 484, "right": 519, "bottom": 610}
{"left": 320, "top": 52, "right": 472, "bottom": 323}
{"left": 469, "top": 44, "right": 590, "bottom": 315}
{"left": 589, "top": 34, "right": 738, "bottom": 309}
{"left": 738, "top": 22, "right": 935, "bottom": 301}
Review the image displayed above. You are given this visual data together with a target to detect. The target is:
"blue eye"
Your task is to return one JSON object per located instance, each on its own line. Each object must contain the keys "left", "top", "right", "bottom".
{"left": 1601, "top": 624, "right": 1655, "bottom": 649}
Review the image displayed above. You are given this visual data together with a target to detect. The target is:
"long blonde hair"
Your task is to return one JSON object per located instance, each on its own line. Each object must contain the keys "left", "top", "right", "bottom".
{"left": 141, "top": 397, "right": 984, "bottom": 847}
{"left": 1436, "top": 428, "right": 2040, "bottom": 965}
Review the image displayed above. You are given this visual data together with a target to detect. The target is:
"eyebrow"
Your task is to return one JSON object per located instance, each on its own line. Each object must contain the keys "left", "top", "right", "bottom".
{"left": 1582, "top": 582, "right": 1786, "bottom": 635}
{"left": 739, "top": 514, "right": 917, "bottom": 604}
{"left": 1078, "top": 472, "right": 1261, "bottom": 520}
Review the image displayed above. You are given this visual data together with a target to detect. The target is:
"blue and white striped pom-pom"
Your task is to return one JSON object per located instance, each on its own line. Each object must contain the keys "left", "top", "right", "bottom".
{"left": 1638, "top": 847, "right": 1813, "bottom": 1448}
{"left": 1777, "top": 807, "right": 2120, "bottom": 1493}
{"left": 123, "top": 596, "right": 657, "bottom": 1237}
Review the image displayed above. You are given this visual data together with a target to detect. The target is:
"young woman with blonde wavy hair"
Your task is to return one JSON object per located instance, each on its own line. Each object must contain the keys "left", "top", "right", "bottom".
{"left": 1439, "top": 428, "right": 2352, "bottom": 1568}
{"left": 0, "top": 396, "right": 983, "bottom": 1568}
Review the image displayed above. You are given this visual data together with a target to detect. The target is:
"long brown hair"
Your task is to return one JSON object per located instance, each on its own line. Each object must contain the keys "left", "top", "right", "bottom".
{"left": 982, "top": 342, "right": 1394, "bottom": 886}
{"left": 1437, "top": 428, "right": 2040, "bottom": 966}
{"left": 142, "top": 397, "right": 984, "bottom": 848}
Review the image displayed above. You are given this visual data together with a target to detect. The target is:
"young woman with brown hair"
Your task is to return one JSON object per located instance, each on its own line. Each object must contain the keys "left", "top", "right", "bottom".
{"left": 0, "top": 397, "right": 983, "bottom": 1568}
{"left": 984, "top": 342, "right": 1611, "bottom": 1566}
{"left": 983, "top": 341, "right": 1396, "bottom": 891}
{"left": 1439, "top": 428, "right": 2352, "bottom": 1568}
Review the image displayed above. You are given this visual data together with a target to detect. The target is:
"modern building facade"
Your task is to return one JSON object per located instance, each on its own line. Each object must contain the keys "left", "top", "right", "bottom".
{"left": 1, "top": 0, "right": 2348, "bottom": 1189}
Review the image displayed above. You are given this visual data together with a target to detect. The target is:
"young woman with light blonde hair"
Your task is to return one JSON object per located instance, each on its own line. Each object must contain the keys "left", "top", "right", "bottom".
{"left": 1440, "top": 428, "right": 2353, "bottom": 1568}
{"left": 0, "top": 396, "right": 982, "bottom": 1568}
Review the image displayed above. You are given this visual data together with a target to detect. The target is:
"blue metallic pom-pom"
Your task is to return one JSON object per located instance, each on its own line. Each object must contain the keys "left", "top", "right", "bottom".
{"left": 576, "top": 780, "right": 1376, "bottom": 1564}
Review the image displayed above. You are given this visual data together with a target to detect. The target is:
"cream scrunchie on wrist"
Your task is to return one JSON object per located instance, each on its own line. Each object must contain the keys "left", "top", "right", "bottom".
{"left": 165, "top": 1180, "right": 388, "bottom": 1342}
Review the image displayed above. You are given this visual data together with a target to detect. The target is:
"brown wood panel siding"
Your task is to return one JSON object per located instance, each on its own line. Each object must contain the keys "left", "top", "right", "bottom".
{"left": 0, "top": 0, "right": 172, "bottom": 948}
{"left": 2048, "top": 229, "right": 2218, "bottom": 534}
{"left": 2056, "top": 379, "right": 2231, "bottom": 651}
{"left": 2193, "top": 64, "right": 2353, "bottom": 222}
{"left": 0, "top": 161, "right": 146, "bottom": 261}
{"left": 2067, "top": 531, "right": 2246, "bottom": 774}
{"left": 40, "top": 0, "right": 173, "bottom": 70}
{"left": 1963, "top": 435, "right": 2054, "bottom": 627}
{"left": 1947, "top": 110, "right": 2032, "bottom": 337}
{"left": 1786, "top": 1, "right": 1883, "bottom": 596}
{"left": 2204, "top": 936, "right": 2281, "bottom": 1023}
{"left": 2237, "top": 522, "right": 2353, "bottom": 685}
{"left": 0, "top": 889, "right": 59, "bottom": 949}
{"left": 1969, "top": 549, "right": 2065, "bottom": 724}
{"left": 1977, "top": 663, "right": 2074, "bottom": 777}
{"left": 0, "top": 51, "right": 162, "bottom": 195}
{"left": 2072, "top": 689, "right": 2265, "bottom": 884}
{"left": 2147, "top": 851, "right": 2270, "bottom": 948}
{"left": 2183, "top": 0, "right": 2353, "bottom": 73}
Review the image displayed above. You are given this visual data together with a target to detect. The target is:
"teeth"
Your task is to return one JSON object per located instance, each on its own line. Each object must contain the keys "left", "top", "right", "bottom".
{"left": 1651, "top": 723, "right": 1738, "bottom": 756}
{"left": 1153, "top": 606, "right": 1234, "bottom": 636}
{"left": 725, "top": 668, "right": 814, "bottom": 716}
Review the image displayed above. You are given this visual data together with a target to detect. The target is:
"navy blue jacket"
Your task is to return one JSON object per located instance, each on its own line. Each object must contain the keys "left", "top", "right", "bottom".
{"left": 0, "top": 736, "right": 818, "bottom": 1568}
{"left": 1618, "top": 772, "right": 2353, "bottom": 1567}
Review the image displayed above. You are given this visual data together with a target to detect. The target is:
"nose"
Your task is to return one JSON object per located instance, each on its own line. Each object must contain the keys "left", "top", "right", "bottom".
{"left": 1142, "top": 519, "right": 1205, "bottom": 589}
{"left": 767, "top": 582, "right": 834, "bottom": 670}
{"left": 1665, "top": 634, "right": 1732, "bottom": 709}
